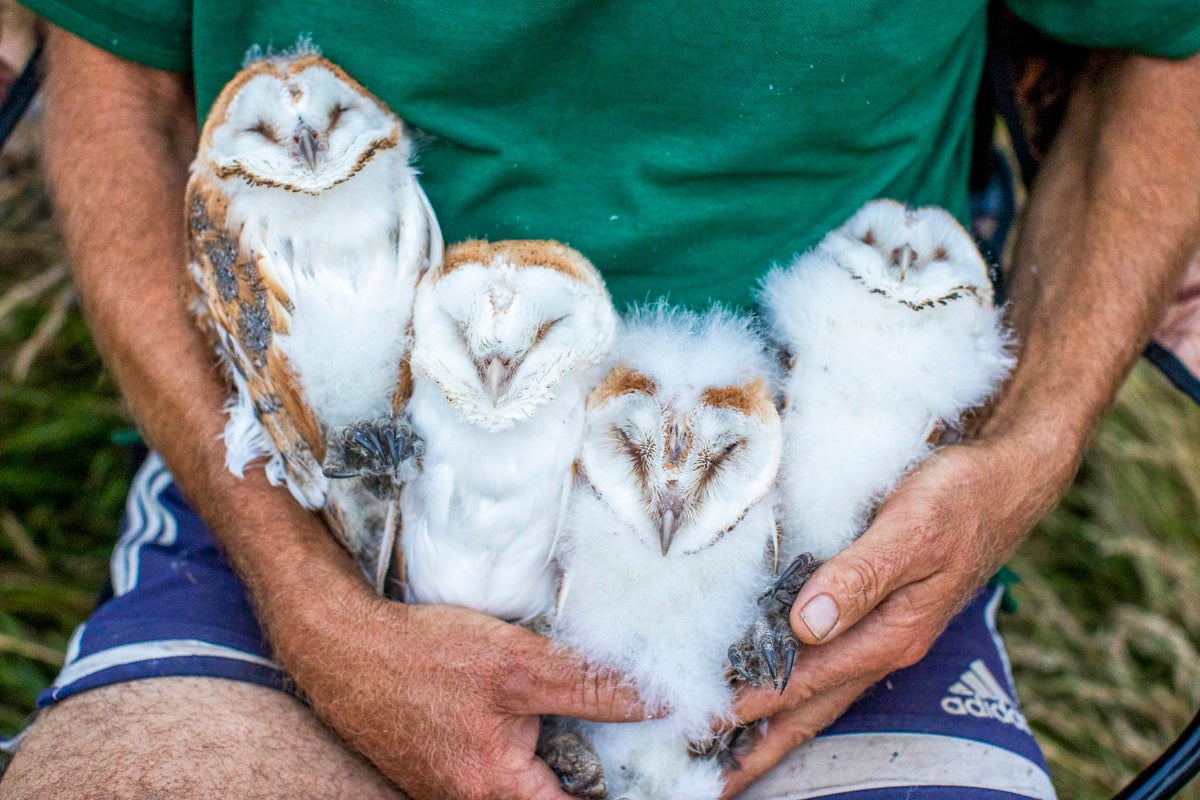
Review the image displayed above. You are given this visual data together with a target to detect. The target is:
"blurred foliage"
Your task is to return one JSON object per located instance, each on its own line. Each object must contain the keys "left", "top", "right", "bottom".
{"left": 0, "top": 108, "right": 1197, "bottom": 799}
{"left": 0, "top": 117, "right": 130, "bottom": 737}
{"left": 1007, "top": 363, "right": 1200, "bottom": 799}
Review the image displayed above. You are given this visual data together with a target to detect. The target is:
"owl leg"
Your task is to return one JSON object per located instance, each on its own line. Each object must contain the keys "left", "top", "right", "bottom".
{"left": 537, "top": 726, "right": 608, "bottom": 799}
{"left": 322, "top": 418, "right": 422, "bottom": 492}
{"left": 727, "top": 553, "right": 822, "bottom": 692}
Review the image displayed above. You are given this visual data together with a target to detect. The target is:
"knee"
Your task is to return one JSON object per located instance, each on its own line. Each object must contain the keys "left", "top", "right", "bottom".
{"left": 0, "top": 678, "right": 402, "bottom": 800}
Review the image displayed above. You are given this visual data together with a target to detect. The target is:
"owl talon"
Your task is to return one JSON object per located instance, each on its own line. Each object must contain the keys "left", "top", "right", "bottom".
{"left": 729, "top": 578, "right": 806, "bottom": 690}
{"left": 781, "top": 637, "right": 798, "bottom": 693}
{"left": 537, "top": 728, "right": 608, "bottom": 799}
{"left": 323, "top": 419, "right": 422, "bottom": 489}
{"left": 767, "top": 552, "right": 823, "bottom": 609}
{"left": 761, "top": 630, "right": 778, "bottom": 685}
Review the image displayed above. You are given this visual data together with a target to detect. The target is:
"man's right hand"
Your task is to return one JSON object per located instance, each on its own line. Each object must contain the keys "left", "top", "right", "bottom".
{"left": 276, "top": 591, "right": 648, "bottom": 800}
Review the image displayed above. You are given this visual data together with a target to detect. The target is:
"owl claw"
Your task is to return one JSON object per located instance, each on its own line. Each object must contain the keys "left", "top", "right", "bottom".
{"left": 323, "top": 419, "right": 423, "bottom": 491}
{"left": 767, "top": 552, "right": 823, "bottom": 608}
{"left": 728, "top": 613, "right": 798, "bottom": 691}
{"left": 782, "top": 638, "right": 798, "bottom": 693}
{"left": 761, "top": 633, "right": 778, "bottom": 685}
{"left": 729, "top": 554, "right": 821, "bottom": 691}
{"left": 537, "top": 728, "right": 607, "bottom": 799}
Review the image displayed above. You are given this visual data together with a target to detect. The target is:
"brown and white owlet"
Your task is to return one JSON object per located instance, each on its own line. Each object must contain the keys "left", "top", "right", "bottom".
{"left": 185, "top": 47, "right": 442, "bottom": 591}
{"left": 399, "top": 240, "right": 616, "bottom": 621}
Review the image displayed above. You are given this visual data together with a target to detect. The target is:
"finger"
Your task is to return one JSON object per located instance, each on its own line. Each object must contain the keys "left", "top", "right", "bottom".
{"left": 500, "top": 645, "right": 655, "bottom": 721}
{"left": 729, "top": 684, "right": 790, "bottom": 728}
{"left": 721, "top": 681, "right": 869, "bottom": 799}
{"left": 788, "top": 508, "right": 929, "bottom": 646}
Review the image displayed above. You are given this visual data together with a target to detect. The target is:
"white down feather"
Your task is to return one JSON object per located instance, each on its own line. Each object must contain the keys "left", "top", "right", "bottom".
{"left": 556, "top": 493, "right": 773, "bottom": 736}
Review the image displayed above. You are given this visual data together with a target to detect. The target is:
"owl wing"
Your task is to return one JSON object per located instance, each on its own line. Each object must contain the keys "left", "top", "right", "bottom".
{"left": 185, "top": 173, "right": 328, "bottom": 510}
{"left": 415, "top": 181, "right": 445, "bottom": 275}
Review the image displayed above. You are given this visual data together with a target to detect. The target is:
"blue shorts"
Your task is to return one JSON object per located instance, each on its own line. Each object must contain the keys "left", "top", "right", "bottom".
{"left": 40, "top": 454, "right": 1056, "bottom": 799}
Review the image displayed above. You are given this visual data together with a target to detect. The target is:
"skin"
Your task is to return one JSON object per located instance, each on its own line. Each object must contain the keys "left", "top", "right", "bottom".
{"left": 3, "top": 27, "right": 1197, "bottom": 800}
{"left": 723, "top": 49, "right": 1200, "bottom": 797}
{"left": 0, "top": 26, "right": 648, "bottom": 800}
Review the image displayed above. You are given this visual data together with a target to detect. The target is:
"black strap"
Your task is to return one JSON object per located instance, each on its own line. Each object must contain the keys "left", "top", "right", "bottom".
{"left": 0, "top": 42, "right": 42, "bottom": 152}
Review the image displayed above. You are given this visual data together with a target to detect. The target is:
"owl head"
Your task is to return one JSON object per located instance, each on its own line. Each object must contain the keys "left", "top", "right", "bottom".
{"left": 822, "top": 199, "right": 994, "bottom": 309}
{"left": 580, "top": 305, "right": 782, "bottom": 556}
{"left": 200, "top": 53, "right": 403, "bottom": 194}
{"left": 410, "top": 240, "right": 617, "bottom": 431}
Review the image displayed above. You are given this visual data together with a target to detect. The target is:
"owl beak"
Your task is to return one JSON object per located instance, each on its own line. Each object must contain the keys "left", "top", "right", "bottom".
{"left": 890, "top": 245, "right": 917, "bottom": 280}
{"left": 479, "top": 355, "right": 514, "bottom": 405}
{"left": 296, "top": 126, "right": 319, "bottom": 173}
{"left": 656, "top": 486, "right": 684, "bottom": 556}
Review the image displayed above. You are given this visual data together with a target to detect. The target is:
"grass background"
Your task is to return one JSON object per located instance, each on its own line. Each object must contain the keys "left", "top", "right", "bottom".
{"left": 0, "top": 94, "right": 1198, "bottom": 798}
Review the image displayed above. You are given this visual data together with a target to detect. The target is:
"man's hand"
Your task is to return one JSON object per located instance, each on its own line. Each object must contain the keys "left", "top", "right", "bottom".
{"left": 273, "top": 574, "right": 650, "bottom": 800}
{"left": 721, "top": 436, "right": 1071, "bottom": 797}
{"left": 723, "top": 48, "right": 1200, "bottom": 797}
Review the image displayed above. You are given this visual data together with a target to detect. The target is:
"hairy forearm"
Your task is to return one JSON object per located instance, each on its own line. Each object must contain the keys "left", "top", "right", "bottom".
{"left": 985, "top": 50, "right": 1200, "bottom": 484}
{"left": 41, "top": 27, "right": 372, "bottom": 639}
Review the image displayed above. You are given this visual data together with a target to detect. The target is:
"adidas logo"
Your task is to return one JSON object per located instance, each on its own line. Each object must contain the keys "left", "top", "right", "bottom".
{"left": 940, "top": 659, "right": 1031, "bottom": 734}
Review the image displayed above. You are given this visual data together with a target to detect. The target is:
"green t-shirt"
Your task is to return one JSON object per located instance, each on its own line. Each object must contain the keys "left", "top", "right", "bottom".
{"left": 20, "top": 0, "right": 1200, "bottom": 309}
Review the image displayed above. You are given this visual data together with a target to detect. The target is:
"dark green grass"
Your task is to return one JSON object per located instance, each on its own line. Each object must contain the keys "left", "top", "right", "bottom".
{"left": 0, "top": 116, "right": 1197, "bottom": 799}
{"left": 0, "top": 125, "right": 129, "bottom": 735}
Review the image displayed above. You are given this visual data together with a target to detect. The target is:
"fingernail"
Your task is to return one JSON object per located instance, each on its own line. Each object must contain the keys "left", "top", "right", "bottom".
{"left": 799, "top": 594, "right": 839, "bottom": 640}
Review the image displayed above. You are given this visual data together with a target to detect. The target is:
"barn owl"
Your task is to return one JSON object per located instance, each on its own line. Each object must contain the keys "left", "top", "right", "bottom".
{"left": 759, "top": 199, "right": 1013, "bottom": 569}
{"left": 185, "top": 48, "right": 442, "bottom": 591}
{"left": 398, "top": 239, "right": 616, "bottom": 621}
{"left": 546, "top": 305, "right": 783, "bottom": 800}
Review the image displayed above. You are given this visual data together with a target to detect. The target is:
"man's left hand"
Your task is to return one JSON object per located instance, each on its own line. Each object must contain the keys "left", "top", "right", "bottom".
{"left": 722, "top": 434, "right": 1074, "bottom": 797}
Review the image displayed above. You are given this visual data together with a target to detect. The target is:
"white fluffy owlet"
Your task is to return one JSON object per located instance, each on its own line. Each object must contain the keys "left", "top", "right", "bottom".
{"left": 399, "top": 240, "right": 616, "bottom": 621}
{"left": 758, "top": 199, "right": 1013, "bottom": 565}
{"left": 185, "top": 50, "right": 443, "bottom": 591}
{"left": 546, "top": 305, "right": 782, "bottom": 800}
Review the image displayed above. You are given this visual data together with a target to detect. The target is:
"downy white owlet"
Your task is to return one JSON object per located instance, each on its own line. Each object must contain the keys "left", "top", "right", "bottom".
{"left": 756, "top": 199, "right": 1014, "bottom": 607}
{"left": 547, "top": 304, "right": 783, "bottom": 800}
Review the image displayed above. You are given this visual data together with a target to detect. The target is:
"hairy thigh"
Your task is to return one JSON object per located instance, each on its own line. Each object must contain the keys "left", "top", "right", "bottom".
{"left": 0, "top": 677, "right": 405, "bottom": 800}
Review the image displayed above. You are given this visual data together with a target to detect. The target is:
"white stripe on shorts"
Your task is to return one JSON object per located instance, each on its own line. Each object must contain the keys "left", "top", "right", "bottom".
{"left": 52, "top": 638, "right": 280, "bottom": 690}
{"left": 110, "top": 454, "right": 178, "bottom": 596}
{"left": 738, "top": 731, "right": 1057, "bottom": 800}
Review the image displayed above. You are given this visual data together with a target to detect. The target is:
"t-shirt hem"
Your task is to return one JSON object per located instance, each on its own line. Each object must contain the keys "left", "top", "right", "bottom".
{"left": 1007, "top": 1, "right": 1200, "bottom": 60}
{"left": 17, "top": 0, "right": 190, "bottom": 72}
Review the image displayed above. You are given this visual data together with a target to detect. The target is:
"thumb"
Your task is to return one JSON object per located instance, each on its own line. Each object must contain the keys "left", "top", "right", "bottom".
{"left": 788, "top": 517, "right": 917, "bottom": 646}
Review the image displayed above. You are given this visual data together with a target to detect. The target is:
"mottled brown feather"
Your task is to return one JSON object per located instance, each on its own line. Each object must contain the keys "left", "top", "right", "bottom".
{"left": 391, "top": 358, "right": 414, "bottom": 417}
{"left": 662, "top": 419, "right": 693, "bottom": 470}
{"left": 184, "top": 172, "right": 326, "bottom": 500}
